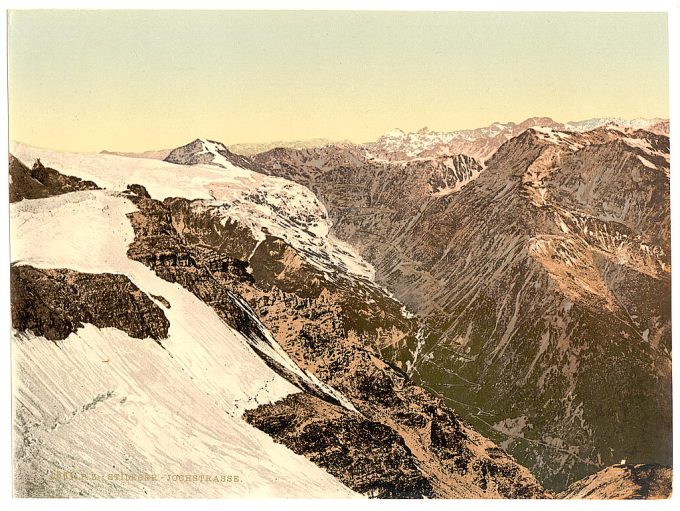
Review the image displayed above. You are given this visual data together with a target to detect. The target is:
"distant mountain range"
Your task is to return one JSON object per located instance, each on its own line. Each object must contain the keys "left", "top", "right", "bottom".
{"left": 100, "top": 138, "right": 350, "bottom": 160}
{"left": 229, "top": 137, "right": 352, "bottom": 156}
{"left": 101, "top": 116, "right": 669, "bottom": 166}
{"left": 365, "top": 117, "right": 669, "bottom": 163}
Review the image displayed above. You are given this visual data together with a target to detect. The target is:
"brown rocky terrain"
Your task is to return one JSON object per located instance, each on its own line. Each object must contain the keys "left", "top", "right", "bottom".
{"left": 559, "top": 463, "right": 672, "bottom": 499}
{"left": 252, "top": 126, "right": 672, "bottom": 491}
{"left": 10, "top": 265, "right": 170, "bottom": 342}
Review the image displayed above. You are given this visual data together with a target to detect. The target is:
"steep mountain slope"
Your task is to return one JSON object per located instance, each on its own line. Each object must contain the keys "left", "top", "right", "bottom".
{"left": 559, "top": 463, "right": 672, "bottom": 499}
{"left": 9, "top": 146, "right": 548, "bottom": 498}
{"left": 252, "top": 145, "right": 484, "bottom": 209}
{"left": 253, "top": 126, "right": 671, "bottom": 491}
{"left": 126, "top": 186, "right": 546, "bottom": 498}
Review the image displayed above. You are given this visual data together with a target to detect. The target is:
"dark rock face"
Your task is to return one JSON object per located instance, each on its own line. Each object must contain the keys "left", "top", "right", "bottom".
{"left": 559, "top": 463, "right": 672, "bottom": 499}
{"left": 9, "top": 154, "right": 99, "bottom": 203}
{"left": 244, "top": 393, "right": 435, "bottom": 499}
{"left": 241, "top": 299, "right": 547, "bottom": 498}
{"left": 121, "top": 185, "right": 548, "bottom": 499}
{"left": 252, "top": 127, "right": 671, "bottom": 491}
{"left": 10, "top": 265, "right": 169, "bottom": 342}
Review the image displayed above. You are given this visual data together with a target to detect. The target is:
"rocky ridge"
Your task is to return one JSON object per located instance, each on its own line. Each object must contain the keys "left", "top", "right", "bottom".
{"left": 9, "top": 155, "right": 99, "bottom": 203}
{"left": 10, "top": 265, "right": 170, "bottom": 342}
{"left": 164, "top": 138, "right": 261, "bottom": 172}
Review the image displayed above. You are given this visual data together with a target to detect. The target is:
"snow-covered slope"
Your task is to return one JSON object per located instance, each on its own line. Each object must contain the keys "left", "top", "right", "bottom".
{"left": 11, "top": 190, "right": 358, "bottom": 498}
{"left": 10, "top": 142, "right": 375, "bottom": 282}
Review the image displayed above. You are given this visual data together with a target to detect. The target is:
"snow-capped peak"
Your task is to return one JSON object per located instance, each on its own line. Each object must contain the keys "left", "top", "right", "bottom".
{"left": 197, "top": 138, "right": 233, "bottom": 168}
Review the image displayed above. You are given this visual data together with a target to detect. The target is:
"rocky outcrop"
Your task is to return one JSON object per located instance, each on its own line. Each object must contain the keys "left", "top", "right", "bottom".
{"left": 9, "top": 155, "right": 99, "bottom": 203}
{"left": 243, "top": 333, "right": 547, "bottom": 499}
{"left": 244, "top": 393, "right": 436, "bottom": 499}
{"left": 10, "top": 265, "right": 169, "bottom": 341}
{"left": 560, "top": 464, "right": 672, "bottom": 499}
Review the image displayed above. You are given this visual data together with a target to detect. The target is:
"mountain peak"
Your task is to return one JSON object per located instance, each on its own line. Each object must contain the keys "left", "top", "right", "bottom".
{"left": 164, "top": 138, "right": 260, "bottom": 171}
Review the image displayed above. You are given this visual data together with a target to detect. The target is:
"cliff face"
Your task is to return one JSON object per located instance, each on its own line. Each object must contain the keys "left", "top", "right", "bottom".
{"left": 10, "top": 266, "right": 169, "bottom": 342}
{"left": 253, "top": 127, "right": 671, "bottom": 490}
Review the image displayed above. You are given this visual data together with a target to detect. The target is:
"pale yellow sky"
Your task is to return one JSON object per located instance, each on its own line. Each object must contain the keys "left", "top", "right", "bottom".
{"left": 8, "top": 11, "right": 669, "bottom": 152}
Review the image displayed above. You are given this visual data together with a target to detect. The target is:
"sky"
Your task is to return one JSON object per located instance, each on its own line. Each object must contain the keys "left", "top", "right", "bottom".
{"left": 7, "top": 10, "right": 669, "bottom": 152}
